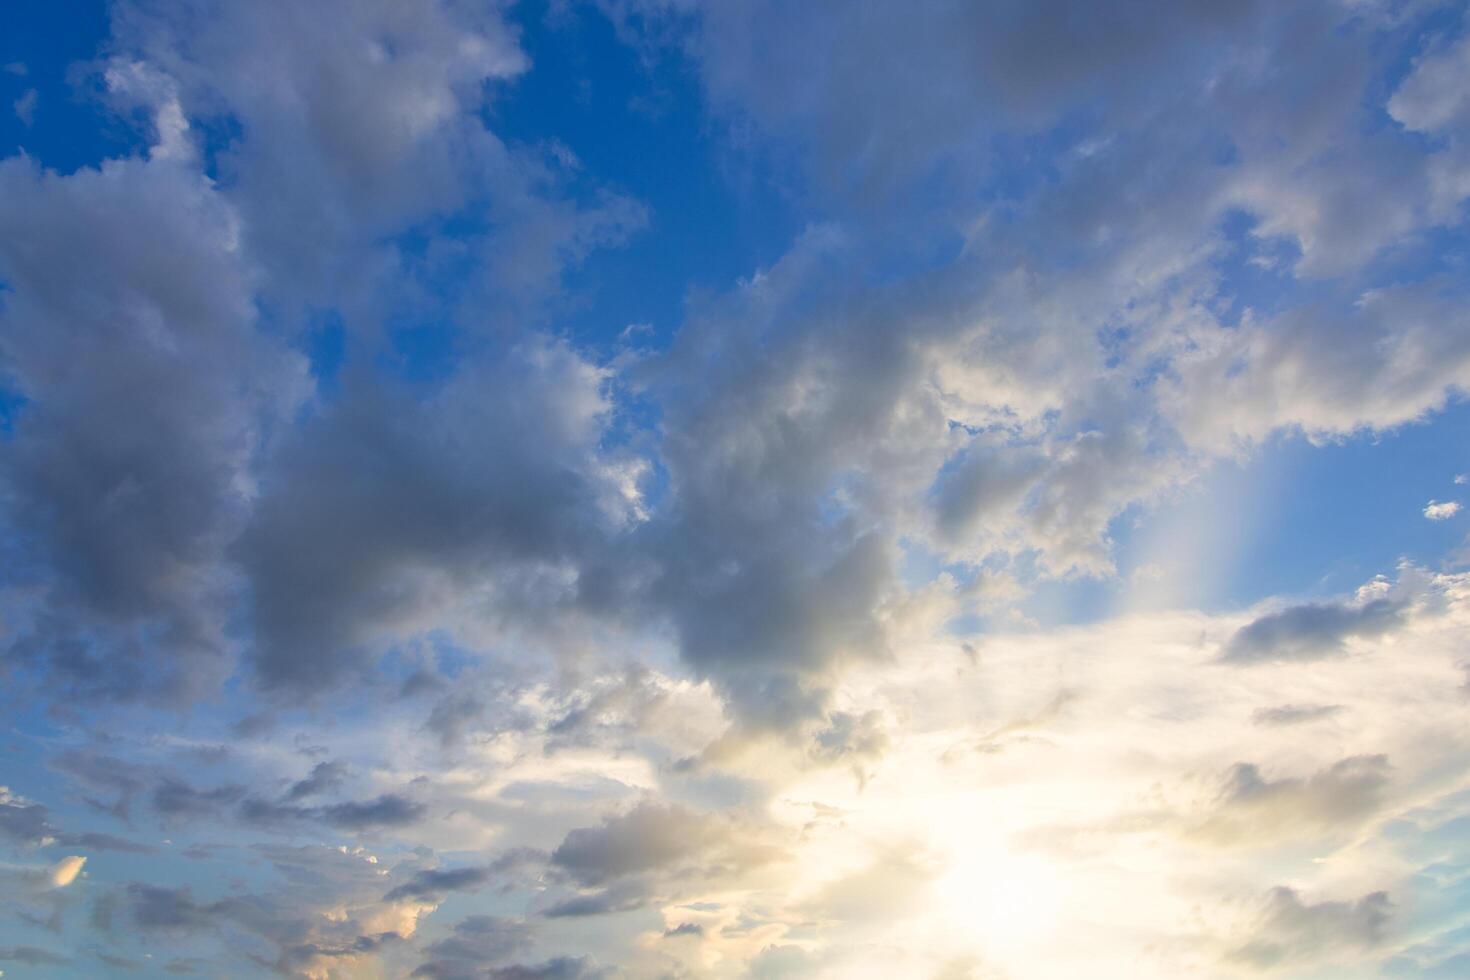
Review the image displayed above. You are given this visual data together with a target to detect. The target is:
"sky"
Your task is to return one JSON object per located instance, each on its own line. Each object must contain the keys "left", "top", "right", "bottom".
{"left": 3, "top": 0, "right": 1470, "bottom": 977}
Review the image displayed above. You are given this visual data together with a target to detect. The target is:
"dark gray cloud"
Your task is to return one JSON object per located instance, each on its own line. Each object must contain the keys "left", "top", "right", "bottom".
{"left": 1227, "top": 886, "right": 1390, "bottom": 971}
{"left": 0, "top": 785, "right": 143, "bottom": 856}
{"left": 487, "top": 957, "right": 611, "bottom": 980}
{"left": 320, "top": 793, "right": 426, "bottom": 830}
{"left": 234, "top": 349, "right": 631, "bottom": 697}
{"left": 412, "top": 915, "right": 531, "bottom": 979}
{"left": 152, "top": 778, "right": 245, "bottom": 819}
{"left": 0, "top": 785, "right": 56, "bottom": 846}
{"left": 0, "top": 149, "right": 305, "bottom": 706}
{"left": 1221, "top": 598, "right": 1406, "bottom": 664}
{"left": 542, "top": 882, "right": 649, "bottom": 919}
{"left": 285, "top": 760, "right": 349, "bottom": 801}
{"left": 127, "top": 884, "right": 217, "bottom": 931}
{"left": 240, "top": 791, "right": 427, "bottom": 831}
{"left": 383, "top": 866, "right": 492, "bottom": 902}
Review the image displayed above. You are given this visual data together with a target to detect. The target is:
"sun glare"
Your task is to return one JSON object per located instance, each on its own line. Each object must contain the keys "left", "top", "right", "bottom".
{"left": 934, "top": 844, "right": 1065, "bottom": 953}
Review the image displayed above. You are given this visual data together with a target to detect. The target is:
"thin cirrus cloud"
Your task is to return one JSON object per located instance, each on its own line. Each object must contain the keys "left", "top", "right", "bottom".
{"left": 1, "top": 1, "right": 1470, "bottom": 978}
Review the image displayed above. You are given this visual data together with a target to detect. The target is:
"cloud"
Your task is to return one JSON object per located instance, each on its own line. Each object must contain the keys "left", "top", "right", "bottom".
{"left": 383, "top": 866, "right": 493, "bottom": 903}
{"left": 0, "top": 786, "right": 56, "bottom": 846}
{"left": 550, "top": 801, "right": 774, "bottom": 889}
{"left": 126, "top": 884, "right": 217, "bottom": 931}
{"left": 1192, "top": 756, "right": 1391, "bottom": 845}
{"left": 48, "top": 855, "right": 86, "bottom": 888}
{"left": 485, "top": 957, "right": 611, "bottom": 980}
{"left": 0, "top": 145, "right": 307, "bottom": 706}
{"left": 0, "top": 946, "right": 71, "bottom": 967}
{"left": 285, "top": 761, "right": 349, "bottom": 802}
{"left": 319, "top": 794, "right": 426, "bottom": 831}
{"left": 152, "top": 778, "right": 245, "bottom": 819}
{"left": 610, "top": 0, "right": 1272, "bottom": 199}
{"left": 551, "top": 803, "right": 713, "bottom": 886}
{"left": 1164, "top": 284, "right": 1470, "bottom": 449}
{"left": 235, "top": 344, "right": 632, "bottom": 697}
{"left": 6, "top": 2, "right": 1470, "bottom": 978}
{"left": 241, "top": 791, "right": 427, "bottom": 831}
{"left": 0, "top": 783, "right": 152, "bottom": 855}
{"left": 542, "top": 883, "right": 649, "bottom": 919}
{"left": 1390, "top": 30, "right": 1470, "bottom": 135}
{"left": 1221, "top": 598, "right": 1406, "bottom": 664}
{"left": 109, "top": 0, "right": 573, "bottom": 307}
{"left": 1426, "top": 500, "right": 1462, "bottom": 521}
{"left": 1226, "top": 886, "right": 1391, "bottom": 971}
{"left": 412, "top": 915, "right": 531, "bottom": 978}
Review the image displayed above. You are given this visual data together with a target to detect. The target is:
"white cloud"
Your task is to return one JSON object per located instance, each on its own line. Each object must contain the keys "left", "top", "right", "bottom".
{"left": 1425, "top": 500, "right": 1462, "bottom": 521}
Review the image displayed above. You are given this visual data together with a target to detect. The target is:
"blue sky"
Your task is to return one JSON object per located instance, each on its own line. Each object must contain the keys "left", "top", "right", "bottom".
{"left": 3, "top": 1, "right": 1470, "bottom": 978}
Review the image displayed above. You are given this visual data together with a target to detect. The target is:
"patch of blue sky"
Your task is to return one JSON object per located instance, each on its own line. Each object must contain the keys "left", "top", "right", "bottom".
{"left": 493, "top": 1, "right": 800, "bottom": 354}
{"left": 0, "top": 0, "right": 134, "bottom": 174}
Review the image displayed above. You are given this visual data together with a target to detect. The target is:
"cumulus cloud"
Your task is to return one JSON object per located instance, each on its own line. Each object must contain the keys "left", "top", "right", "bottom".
{"left": 235, "top": 344, "right": 633, "bottom": 697}
{"left": 1425, "top": 500, "right": 1462, "bottom": 520}
{"left": 0, "top": 147, "right": 306, "bottom": 705}
{"left": 107, "top": 0, "right": 641, "bottom": 314}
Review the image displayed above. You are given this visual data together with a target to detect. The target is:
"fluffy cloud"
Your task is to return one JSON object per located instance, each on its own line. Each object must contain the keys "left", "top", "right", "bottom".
{"left": 0, "top": 146, "right": 306, "bottom": 705}
{"left": 1425, "top": 500, "right": 1462, "bottom": 521}
{"left": 236, "top": 343, "right": 635, "bottom": 696}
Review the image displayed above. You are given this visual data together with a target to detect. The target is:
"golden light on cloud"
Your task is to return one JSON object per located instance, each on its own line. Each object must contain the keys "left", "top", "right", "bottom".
{"left": 49, "top": 855, "right": 85, "bottom": 888}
